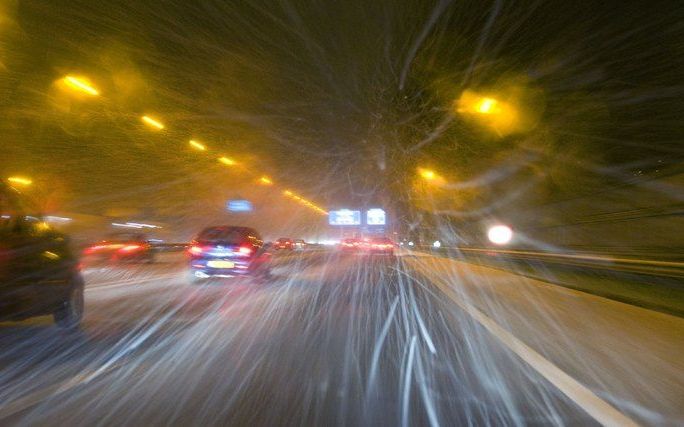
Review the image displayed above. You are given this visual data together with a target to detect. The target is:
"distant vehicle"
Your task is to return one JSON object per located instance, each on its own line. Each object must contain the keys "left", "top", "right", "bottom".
{"left": 274, "top": 237, "right": 294, "bottom": 250}
{"left": 187, "top": 226, "right": 271, "bottom": 283}
{"left": 84, "top": 232, "right": 155, "bottom": 263}
{"left": 293, "top": 239, "right": 306, "bottom": 250}
{"left": 0, "top": 183, "right": 84, "bottom": 329}
{"left": 366, "top": 237, "right": 395, "bottom": 255}
{"left": 340, "top": 238, "right": 361, "bottom": 251}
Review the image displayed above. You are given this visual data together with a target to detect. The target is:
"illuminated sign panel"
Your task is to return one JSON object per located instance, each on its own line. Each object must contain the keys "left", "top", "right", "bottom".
{"left": 366, "top": 209, "right": 386, "bottom": 225}
{"left": 227, "top": 200, "right": 253, "bottom": 212}
{"left": 328, "top": 209, "right": 361, "bottom": 225}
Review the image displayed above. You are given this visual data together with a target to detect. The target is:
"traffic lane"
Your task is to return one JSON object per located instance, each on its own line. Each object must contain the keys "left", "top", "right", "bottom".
{"left": 9, "top": 252, "right": 595, "bottom": 426}
{"left": 0, "top": 251, "right": 353, "bottom": 424}
{"left": 0, "top": 250, "right": 335, "bottom": 421}
{"left": 0, "top": 259, "right": 189, "bottom": 418}
{"left": 405, "top": 253, "right": 684, "bottom": 425}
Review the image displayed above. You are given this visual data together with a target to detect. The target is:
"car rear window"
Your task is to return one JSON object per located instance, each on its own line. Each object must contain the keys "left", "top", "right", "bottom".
{"left": 198, "top": 227, "right": 246, "bottom": 244}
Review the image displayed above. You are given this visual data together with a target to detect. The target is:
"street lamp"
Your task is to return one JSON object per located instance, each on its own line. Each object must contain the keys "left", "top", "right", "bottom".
{"left": 419, "top": 168, "right": 436, "bottom": 181}
{"left": 475, "top": 97, "right": 498, "bottom": 114}
{"left": 62, "top": 75, "right": 99, "bottom": 96}
{"left": 218, "top": 156, "right": 236, "bottom": 166}
{"left": 7, "top": 176, "right": 32, "bottom": 186}
{"left": 455, "top": 90, "right": 521, "bottom": 136}
{"left": 141, "top": 115, "right": 165, "bottom": 130}
{"left": 258, "top": 176, "right": 273, "bottom": 185}
{"left": 418, "top": 167, "right": 445, "bottom": 185}
{"left": 488, "top": 225, "right": 513, "bottom": 245}
{"left": 189, "top": 140, "right": 207, "bottom": 151}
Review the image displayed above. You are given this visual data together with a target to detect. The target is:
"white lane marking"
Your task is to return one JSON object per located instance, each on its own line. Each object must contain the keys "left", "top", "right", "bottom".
{"left": 424, "top": 273, "right": 640, "bottom": 427}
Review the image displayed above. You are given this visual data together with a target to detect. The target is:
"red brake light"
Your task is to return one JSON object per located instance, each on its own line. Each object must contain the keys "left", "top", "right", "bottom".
{"left": 188, "top": 245, "right": 203, "bottom": 255}
{"left": 85, "top": 244, "right": 106, "bottom": 254}
{"left": 119, "top": 244, "right": 143, "bottom": 253}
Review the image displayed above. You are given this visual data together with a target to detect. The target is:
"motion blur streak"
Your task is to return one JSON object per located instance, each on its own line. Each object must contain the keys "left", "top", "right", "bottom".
{"left": 62, "top": 76, "right": 99, "bottom": 96}
{"left": 141, "top": 115, "right": 165, "bottom": 130}
{"left": 3, "top": 249, "right": 680, "bottom": 425}
{"left": 1, "top": 0, "right": 683, "bottom": 426}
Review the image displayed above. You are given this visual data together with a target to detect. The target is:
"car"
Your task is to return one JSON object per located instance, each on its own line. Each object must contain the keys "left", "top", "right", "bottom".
{"left": 84, "top": 232, "right": 155, "bottom": 263}
{"left": 293, "top": 239, "right": 306, "bottom": 250}
{"left": 274, "top": 237, "right": 294, "bottom": 250}
{"left": 366, "top": 237, "right": 395, "bottom": 255}
{"left": 340, "top": 238, "right": 361, "bottom": 252}
{"left": 0, "top": 183, "right": 84, "bottom": 329}
{"left": 187, "top": 226, "right": 271, "bottom": 283}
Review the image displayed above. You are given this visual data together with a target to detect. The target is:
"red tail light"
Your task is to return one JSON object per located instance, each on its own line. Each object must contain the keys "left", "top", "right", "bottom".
{"left": 119, "top": 244, "right": 143, "bottom": 253}
{"left": 85, "top": 243, "right": 124, "bottom": 254}
{"left": 236, "top": 246, "right": 253, "bottom": 256}
{"left": 188, "top": 245, "right": 203, "bottom": 256}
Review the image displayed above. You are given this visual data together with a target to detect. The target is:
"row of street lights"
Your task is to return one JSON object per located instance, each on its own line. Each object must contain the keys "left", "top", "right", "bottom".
{"left": 6, "top": 74, "right": 327, "bottom": 215}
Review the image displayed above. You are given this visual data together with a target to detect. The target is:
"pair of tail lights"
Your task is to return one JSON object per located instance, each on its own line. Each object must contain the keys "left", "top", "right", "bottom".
{"left": 188, "top": 245, "right": 253, "bottom": 257}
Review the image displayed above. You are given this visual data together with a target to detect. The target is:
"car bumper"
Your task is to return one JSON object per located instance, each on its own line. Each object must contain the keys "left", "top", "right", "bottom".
{"left": 368, "top": 250, "right": 394, "bottom": 255}
{"left": 189, "top": 259, "right": 252, "bottom": 277}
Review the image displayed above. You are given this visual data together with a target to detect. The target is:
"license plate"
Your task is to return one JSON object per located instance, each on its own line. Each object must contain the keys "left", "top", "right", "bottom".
{"left": 207, "top": 260, "right": 235, "bottom": 269}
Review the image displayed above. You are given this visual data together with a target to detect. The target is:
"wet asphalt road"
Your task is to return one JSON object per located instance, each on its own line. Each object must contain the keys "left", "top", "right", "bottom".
{"left": 0, "top": 249, "right": 681, "bottom": 426}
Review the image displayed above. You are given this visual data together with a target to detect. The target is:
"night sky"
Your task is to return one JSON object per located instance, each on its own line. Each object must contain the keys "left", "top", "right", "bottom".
{"left": 1, "top": 0, "right": 682, "bottom": 217}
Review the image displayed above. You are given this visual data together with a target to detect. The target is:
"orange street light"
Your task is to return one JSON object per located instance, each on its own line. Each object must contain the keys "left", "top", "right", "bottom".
{"left": 62, "top": 75, "right": 99, "bottom": 96}
{"left": 141, "top": 115, "right": 165, "bottom": 130}
{"left": 189, "top": 140, "right": 206, "bottom": 151}
{"left": 7, "top": 176, "right": 32, "bottom": 186}
{"left": 218, "top": 156, "right": 236, "bottom": 166}
{"left": 418, "top": 167, "right": 446, "bottom": 185}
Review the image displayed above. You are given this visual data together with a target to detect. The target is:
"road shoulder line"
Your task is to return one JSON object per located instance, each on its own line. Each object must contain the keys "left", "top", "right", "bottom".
{"left": 413, "top": 262, "right": 639, "bottom": 427}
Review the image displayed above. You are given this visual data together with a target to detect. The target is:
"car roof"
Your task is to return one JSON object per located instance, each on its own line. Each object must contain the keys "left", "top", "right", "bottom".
{"left": 0, "top": 183, "right": 34, "bottom": 215}
{"left": 201, "top": 225, "right": 257, "bottom": 234}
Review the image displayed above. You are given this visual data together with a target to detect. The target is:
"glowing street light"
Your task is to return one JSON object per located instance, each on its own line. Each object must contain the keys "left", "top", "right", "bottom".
{"left": 218, "top": 156, "right": 236, "bottom": 166}
{"left": 7, "top": 176, "right": 32, "bottom": 186}
{"left": 141, "top": 115, "right": 165, "bottom": 130}
{"left": 456, "top": 90, "right": 522, "bottom": 136}
{"left": 62, "top": 75, "right": 99, "bottom": 96}
{"left": 419, "top": 168, "right": 437, "bottom": 181}
{"left": 488, "top": 224, "right": 513, "bottom": 245}
{"left": 475, "top": 97, "right": 498, "bottom": 114}
{"left": 189, "top": 140, "right": 206, "bottom": 151}
{"left": 418, "top": 167, "right": 446, "bottom": 185}
{"left": 258, "top": 176, "right": 273, "bottom": 185}
{"left": 282, "top": 189, "right": 327, "bottom": 214}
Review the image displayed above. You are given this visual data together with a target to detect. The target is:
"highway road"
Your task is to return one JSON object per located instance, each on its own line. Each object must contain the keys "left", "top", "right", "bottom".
{"left": 0, "top": 249, "right": 682, "bottom": 426}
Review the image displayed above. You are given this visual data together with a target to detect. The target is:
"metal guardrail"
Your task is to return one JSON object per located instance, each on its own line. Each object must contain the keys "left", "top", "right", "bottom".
{"left": 415, "top": 245, "right": 684, "bottom": 279}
